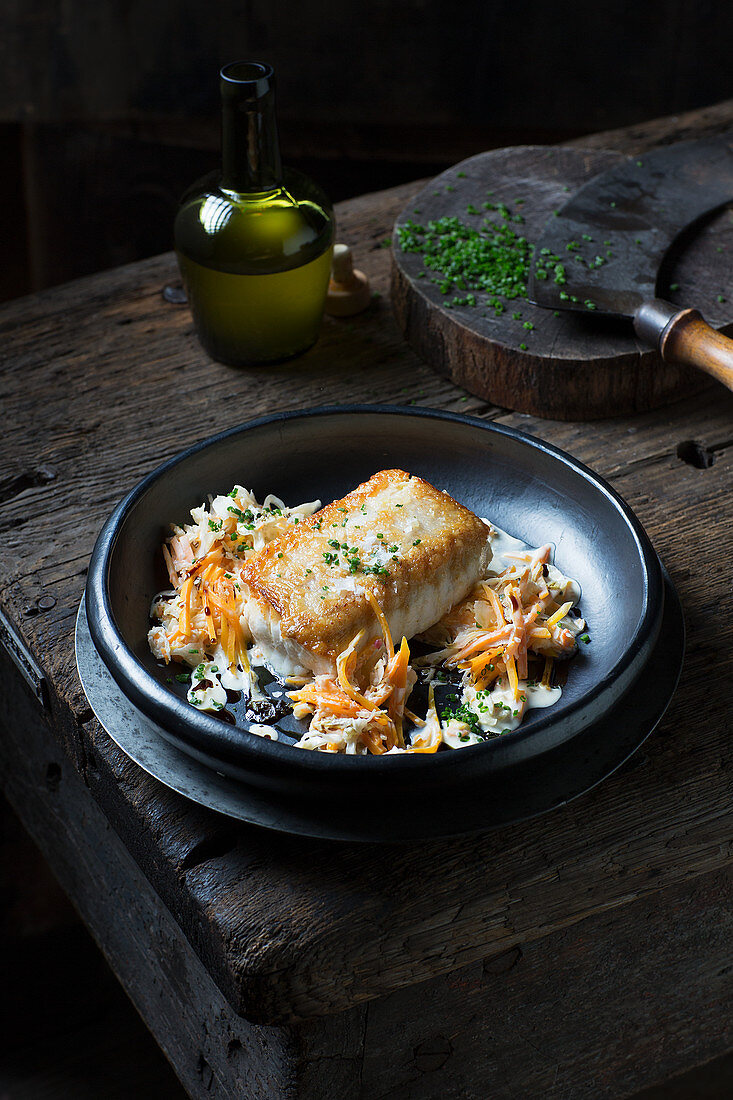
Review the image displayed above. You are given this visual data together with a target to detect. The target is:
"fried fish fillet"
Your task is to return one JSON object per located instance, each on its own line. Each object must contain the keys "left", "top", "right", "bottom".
{"left": 241, "top": 469, "right": 492, "bottom": 676}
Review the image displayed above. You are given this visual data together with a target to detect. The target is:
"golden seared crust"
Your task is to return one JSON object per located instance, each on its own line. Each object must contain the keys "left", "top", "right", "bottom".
{"left": 241, "top": 469, "right": 491, "bottom": 666}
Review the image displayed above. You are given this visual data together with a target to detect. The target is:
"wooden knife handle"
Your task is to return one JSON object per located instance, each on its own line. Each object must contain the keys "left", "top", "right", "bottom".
{"left": 634, "top": 299, "right": 733, "bottom": 390}
{"left": 661, "top": 309, "right": 733, "bottom": 389}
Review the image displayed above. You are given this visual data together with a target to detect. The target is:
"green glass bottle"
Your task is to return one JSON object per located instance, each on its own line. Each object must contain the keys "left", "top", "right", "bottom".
{"left": 175, "top": 61, "right": 334, "bottom": 366}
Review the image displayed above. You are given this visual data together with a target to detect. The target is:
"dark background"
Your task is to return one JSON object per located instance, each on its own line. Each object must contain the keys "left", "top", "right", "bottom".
{"left": 1, "top": 0, "right": 732, "bottom": 304}
{"left": 1, "top": 4, "right": 733, "bottom": 1095}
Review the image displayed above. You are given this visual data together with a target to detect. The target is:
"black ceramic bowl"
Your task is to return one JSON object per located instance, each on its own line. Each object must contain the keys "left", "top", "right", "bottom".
{"left": 86, "top": 406, "right": 664, "bottom": 807}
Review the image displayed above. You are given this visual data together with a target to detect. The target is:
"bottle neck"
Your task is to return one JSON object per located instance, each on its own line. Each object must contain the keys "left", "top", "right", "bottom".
{"left": 220, "top": 62, "right": 282, "bottom": 194}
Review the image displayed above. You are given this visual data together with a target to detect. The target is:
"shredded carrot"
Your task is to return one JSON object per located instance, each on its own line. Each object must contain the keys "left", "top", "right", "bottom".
{"left": 367, "top": 591, "right": 394, "bottom": 660}
{"left": 466, "top": 646, "right": 503, "bottom": 678}
{"left": 336, "top": 632, "right": 378, "bottom": 711}
{"left": 506, "top": 654, "right": 520, "bottom": 700}
{"left": 449, "top": 627, "right": 512, "bottom": 664}
{"left": 197, "top": 563, "right": 225, "bottom": 643}
{"left": 386, "top": 636, "right": 411, "bottom": 748}
{"left": 302, "top": 697, "right": 363, "bottom": 721}
{"left": 151, "top": 480, "right": 585, "bottom": 758}
{"left": 204, "top": 584, "right": 240, "bottom": 625}
{"left": 220, "top": 612, "right": 231, "bottom": 666}
{"left": 362, "top": 727, "right": 387, "bottom": 754}
{"left": 410, "top": 739, "right": 440, "bottom": 753}
{"left": 199, "top": 580, "right": 217, "bottom": 642}
{"left": 545, "top": 601, "right": 572, "bottom": 629}
{"left": 474, "top": 660, "right": 504, "bottom": 691}
{"left": 186, "top": 547, "right": 224, "bottom": 579}
{"left": 178, "top": 576, "right": 194, "bottom": 637}
{"left": 289, "top": 680, "right": 365, "bottom": 719}
{"left": 483, "top": 584, "right": 506, "bottom": 629}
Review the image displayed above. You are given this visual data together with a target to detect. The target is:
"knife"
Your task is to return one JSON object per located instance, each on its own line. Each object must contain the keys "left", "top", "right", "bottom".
{"left": 527, "top": 136, "right": 733, "bottom": 391}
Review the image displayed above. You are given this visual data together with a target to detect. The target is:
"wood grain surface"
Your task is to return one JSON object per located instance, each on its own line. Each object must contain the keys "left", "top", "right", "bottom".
{"left": 391, "top": 143, "right": 733, "bottom": 418}
{"left": 0, "top": 101, "right": 732, "bottom": 1088}
{"left": 4, "top": 643, "right": 731, "bottom": 1099}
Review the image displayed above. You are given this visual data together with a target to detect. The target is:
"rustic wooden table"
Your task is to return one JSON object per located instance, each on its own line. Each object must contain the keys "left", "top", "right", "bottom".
{"left": 1, "top": 102, "right": 732, "bottom": 1100}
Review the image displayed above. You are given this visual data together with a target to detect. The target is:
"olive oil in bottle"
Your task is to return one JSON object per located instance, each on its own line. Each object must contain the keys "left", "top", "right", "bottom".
{"left": 174, "top": 62, "right": 334, "bottom": 366}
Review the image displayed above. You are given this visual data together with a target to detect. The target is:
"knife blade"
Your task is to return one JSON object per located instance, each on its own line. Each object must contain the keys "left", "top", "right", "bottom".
{"left": 527, "top": 135, "right": 733, "bottom": 391}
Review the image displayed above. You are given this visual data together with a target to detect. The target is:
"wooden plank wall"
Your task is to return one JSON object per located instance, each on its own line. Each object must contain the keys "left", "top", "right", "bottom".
{"left": 1, "top": 1, "right": 733, "bottom": 294}
{"left": 3, "top": 1, "right": 733, "bottom": 131}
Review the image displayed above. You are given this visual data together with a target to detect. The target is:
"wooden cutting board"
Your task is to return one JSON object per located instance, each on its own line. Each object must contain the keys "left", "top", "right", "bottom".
{"left": 390, "top": 145, "right": 733, "bottom": 419}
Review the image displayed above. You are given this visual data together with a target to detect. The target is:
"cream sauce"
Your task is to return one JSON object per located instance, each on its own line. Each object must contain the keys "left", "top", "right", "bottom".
{"left": 167, "top": 513, "right": 581, "bottom": 750}
{"left": 433, "top": 522, "right": 578, "bottom": 749}
{"left": 248, "top": 723, "right": 279, "bottom": 740}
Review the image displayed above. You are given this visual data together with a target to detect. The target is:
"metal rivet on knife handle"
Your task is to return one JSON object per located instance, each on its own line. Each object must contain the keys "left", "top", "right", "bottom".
{"left": 634, "top": 299, "right": 733, "bottom": 392}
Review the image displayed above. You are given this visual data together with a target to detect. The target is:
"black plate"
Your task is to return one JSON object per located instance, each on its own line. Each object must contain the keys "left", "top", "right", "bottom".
{"left": 86, "top": 406, "right": 666, "bottom": 809}
{"left": 76, "top": 573, "right": 684, "bottom": 841}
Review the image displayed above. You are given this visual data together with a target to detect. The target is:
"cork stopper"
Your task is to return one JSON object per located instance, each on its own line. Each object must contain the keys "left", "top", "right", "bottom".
{"left": 325, "top": 243, "right": 372, "bottom": 316}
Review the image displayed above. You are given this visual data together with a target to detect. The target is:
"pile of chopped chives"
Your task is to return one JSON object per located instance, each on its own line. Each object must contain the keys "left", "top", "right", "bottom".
{"left": 396, "top": 199, "right": 569, "bottom": 326}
